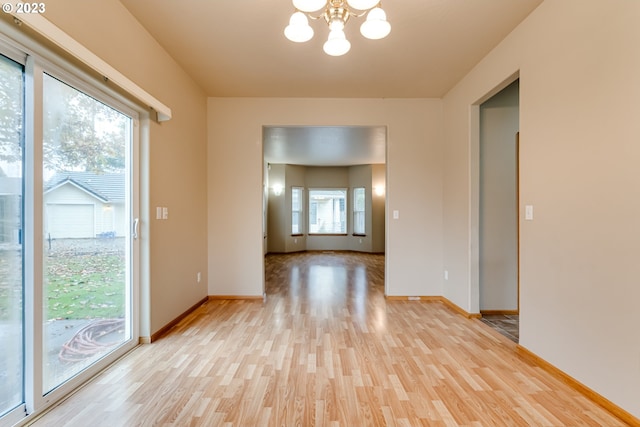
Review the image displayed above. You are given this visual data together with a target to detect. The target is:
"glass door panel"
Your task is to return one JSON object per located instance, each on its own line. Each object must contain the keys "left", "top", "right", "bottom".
{"left": 0, "top": 54, "right": 24, "bottom": 417}
{"left": 42, "top": 74, "right": 132, "bottom": 393}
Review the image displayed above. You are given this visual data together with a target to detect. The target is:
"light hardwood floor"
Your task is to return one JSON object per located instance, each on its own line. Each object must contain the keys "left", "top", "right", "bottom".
{"left": 30, "top": 252, "right": 628, "bottom": 426}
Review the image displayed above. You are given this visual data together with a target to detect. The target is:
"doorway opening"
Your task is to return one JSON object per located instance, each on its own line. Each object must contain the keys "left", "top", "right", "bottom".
{"left": 261, "top": 126, "right": 387, "bottom": 297}
{"left": 477, "top": 79, "right": 520, "bottom": 342}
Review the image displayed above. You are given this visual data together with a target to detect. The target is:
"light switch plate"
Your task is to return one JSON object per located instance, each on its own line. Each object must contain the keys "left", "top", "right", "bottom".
{"left": 525, "top": 205, "right": 534, "bottom": 221}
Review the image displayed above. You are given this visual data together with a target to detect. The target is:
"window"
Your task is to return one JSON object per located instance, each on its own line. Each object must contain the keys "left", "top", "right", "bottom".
{"left": 291, "top": 187, "right": 303, "bottom": 234}
{"left": 308, "top": 189, "right": 346, "bottom": 234}
{"left": 0, "top": 35, "right": 140, "bottom": 425}
{"left": 353, "top": 187, "right": 365, "bottom": 235}
{"left": 42, "top": 73, "right": 134, "bottom": 393}
{"left": 0, "top": 52, "right": 24, "bottom": 420}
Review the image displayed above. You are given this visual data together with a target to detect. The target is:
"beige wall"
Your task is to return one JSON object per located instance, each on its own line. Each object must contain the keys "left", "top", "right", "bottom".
{"left": 443, "top": 0, "right": 640, "bottom": 417}
{"left": 347, "top": 165, "right": 376, "bottom": 253}
{"left": 44, "top": 0, "right": 209, "bottom": 337}
{"left": 208, "top": 98, "right": 443, "bottom": 297}
{"left": 371, "top": 164, "right": 386, "bottom": 253}
{"left": 284, "top": 165, "right": 307, "bottom": 253}
{"left": 266, "top": 164, "right": 286, "bottom": 253}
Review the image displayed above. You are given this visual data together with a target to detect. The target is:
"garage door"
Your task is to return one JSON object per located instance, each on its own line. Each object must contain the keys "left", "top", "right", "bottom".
{"left": 46, "top": 204, "right": 94, "bottom": 238}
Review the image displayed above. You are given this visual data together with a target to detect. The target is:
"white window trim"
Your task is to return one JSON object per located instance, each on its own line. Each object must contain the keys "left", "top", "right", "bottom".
{"left": 353, "top": 187, "right": 366, "bottom": 235}
{"left": 291, "top": 186, "right": 304, "bottom": 235}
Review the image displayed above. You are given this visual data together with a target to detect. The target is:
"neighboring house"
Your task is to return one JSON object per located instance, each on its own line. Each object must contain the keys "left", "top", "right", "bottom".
{"left": 0, "top": 176, "right": 21, "bottom": 245}
{"left": 44, "top": 172, "right": 125, "bottom": 239}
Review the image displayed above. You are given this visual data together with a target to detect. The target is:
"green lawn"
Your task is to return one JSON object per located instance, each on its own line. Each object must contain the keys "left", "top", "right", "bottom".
{"left": 0, "top": 245, "right": 126, "bottom": 321}
{"left": 45, "top": 252, "right": 126, "bottom": 320}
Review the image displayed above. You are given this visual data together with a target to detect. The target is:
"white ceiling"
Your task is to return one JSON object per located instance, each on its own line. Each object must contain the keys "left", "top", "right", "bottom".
{"left": 119, "top": 0, "right": 542, "bottom": 164}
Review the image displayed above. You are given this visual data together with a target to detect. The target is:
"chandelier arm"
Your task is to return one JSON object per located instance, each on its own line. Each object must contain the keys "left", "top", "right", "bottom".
{"left": 347, "top": 0, "right": 383, "bottom": 18}
{"left": 293, "top": 10, "right": 328, "bottom": 20}
{"left": 293, "top": 0, "right": 383, "bottom": 21}
{"left": 293, "top": 9, "right": 366, "bottom": 20}
{"left": 346, "top": 10, "right": 367, "bottom": 19}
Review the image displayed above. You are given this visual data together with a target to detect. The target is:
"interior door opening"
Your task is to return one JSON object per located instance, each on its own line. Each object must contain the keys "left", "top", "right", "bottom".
{"left": 261, "top": 125, "right": 387, "bottom": 296}
{"left": 478, "top": 79, "right": 520, "bottom": 342}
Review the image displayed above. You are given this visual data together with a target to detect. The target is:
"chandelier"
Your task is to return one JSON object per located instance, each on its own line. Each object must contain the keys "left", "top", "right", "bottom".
{"left": 284, "top": 0, "right": 391, "bottom": 56}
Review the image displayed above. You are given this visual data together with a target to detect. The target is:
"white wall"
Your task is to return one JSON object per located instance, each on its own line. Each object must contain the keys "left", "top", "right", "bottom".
{"left": 208, "top": 98, "right": 443, "bottom": 297}
{"left": 443, "top": 0, "right": 640, "bottom": 417}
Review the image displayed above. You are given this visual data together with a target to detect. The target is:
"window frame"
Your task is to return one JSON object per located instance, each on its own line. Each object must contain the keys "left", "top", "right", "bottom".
{"left": 291, "top": 186, "right": 304, "bottom": 236}
{"left": 0, "top": 49, "right": 26, "bottom": 425}
{"left": 352, "top": 187, "right": 366, "bottom": 236}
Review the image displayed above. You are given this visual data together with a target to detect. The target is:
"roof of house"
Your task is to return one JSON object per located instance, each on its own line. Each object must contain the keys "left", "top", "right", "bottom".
{"left": 45, "top": 171, "right": 125, "bottom": 203}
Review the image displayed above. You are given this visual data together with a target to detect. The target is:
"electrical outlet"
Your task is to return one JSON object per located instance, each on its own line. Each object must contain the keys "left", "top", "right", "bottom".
{"left": 444, "top": 270, "right": 449, "bottom": 280}
{"left": 197, "top": 272, "right": 201, "bottom": 283}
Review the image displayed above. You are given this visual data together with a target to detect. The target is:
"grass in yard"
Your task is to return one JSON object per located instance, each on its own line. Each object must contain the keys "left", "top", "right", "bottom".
{"left": 45, "top": 252, "right": 125, "bottom": 320}
{"left": 0, "top": 240, "right": 126, "bottom": 322}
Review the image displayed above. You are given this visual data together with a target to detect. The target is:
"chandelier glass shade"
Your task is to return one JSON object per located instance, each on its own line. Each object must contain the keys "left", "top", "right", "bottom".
{"left": 285, "top": 12, "right": 314, "bottom": 42}
{"left": 284, "top": 0, "right": 390, "bottom": 56}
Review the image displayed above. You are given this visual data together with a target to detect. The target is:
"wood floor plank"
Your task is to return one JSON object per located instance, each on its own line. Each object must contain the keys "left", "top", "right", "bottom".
{"left": 29, "top": 252, "right": 631, "bottom": 426}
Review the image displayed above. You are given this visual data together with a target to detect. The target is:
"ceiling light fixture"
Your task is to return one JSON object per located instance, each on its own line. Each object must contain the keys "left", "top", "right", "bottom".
{"left": 284, "top": 0, "right": 391, "bottom": 56}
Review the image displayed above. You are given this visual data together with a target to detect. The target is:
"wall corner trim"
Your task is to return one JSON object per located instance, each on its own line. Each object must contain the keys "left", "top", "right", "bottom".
{"left": 208, "top": 295, "right": 265, "bottom": 300}
{"left": 148, "top": 296, "right": 208, "bottom": 343}
{"left": 385, "top": 295, "right": 482, "bottom": 319}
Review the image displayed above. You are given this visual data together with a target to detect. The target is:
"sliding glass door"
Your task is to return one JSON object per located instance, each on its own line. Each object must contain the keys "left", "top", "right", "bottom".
{"left": 41, "top": 74, "right": 133, "bottom": 393}
{"left": 0, "top": 40, "right": 139, "bottom": 425}
{"left": 0, "top": 53, "right": 24, "bottom": 420}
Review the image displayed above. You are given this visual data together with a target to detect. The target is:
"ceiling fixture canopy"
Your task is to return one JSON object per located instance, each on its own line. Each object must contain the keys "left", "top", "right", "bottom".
{"left": 284, "top": 0, "right": 391, "bottom": 56}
